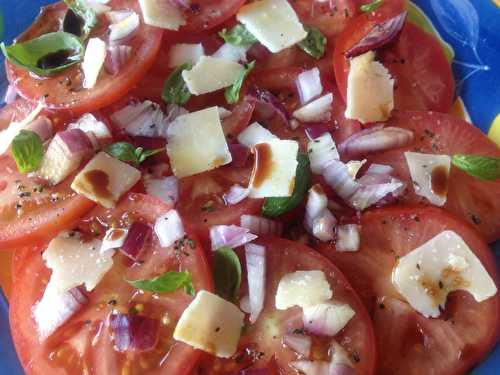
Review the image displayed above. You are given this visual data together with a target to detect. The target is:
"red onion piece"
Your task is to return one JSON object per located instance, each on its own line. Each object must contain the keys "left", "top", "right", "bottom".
{"left": 283, "top": 333, "right": 312, "bottom": 357}
{"left": 304, "top": 184, "right": 336, "bottom": 242}
{"left": 335, "top": 224, "right": 360, "bottom": 252}
{"left": 345, "top": 12, "right": 407, "bottom": 58}
{"left": 3, "top": 84, "right": 18, "bottom": 104}
{"left": 210, "top": 225, "right": 258, "bottom": 251}
{"left": 223, "top": 184, "right": 249, "bottom": 205}
{"left": 240, "top": 215, "right": 283, "bottom": 236}
{"left": 57, "top": 128, "right": 93, "bottom": 155}
{"left": 338, "top": 125, "right": 414, "bottom": 158}
{"left": 245, "top": 243, "right": 266, "bottom": 323}
{"left": 303, "top": 303, "right": 355, "bottom": 336}
{"left": 312, "top": 210, "right": 337, "bottom": 242}
{"left": 247, "top": 43, "right": 271, "bottom": 61}
{"left": 323, "top": 160, "right": 360, "bottom": 201}
{"left": 105, "top": 45, "right": 132, "bottom": 76}
{"left": 296, "top": 67, "right": 323, "bottom": 105}
{"left": 291, "top": 361, "right": 330, "bottom": 375}
{"left": 305, "top": 123, "right": 331, "bottom": 140}
{"left": 144, "top": 175, "right": 179, "bottom": 205}
{"left": 121, "top": 222, "right": 151, "bottom": 260}
{"left": 223, "top": 95, "right": 256, "bottom": 138}
{"left": 248, "top": 87, "right": 290, "bottom": 127}
{"left": 228, "top": 143, "right": 251, "bottom": 167}
{"left": 110, "top": 313, "right": 160, "bottom": 352}
{"left": 26, "top": 116, "right": 53, "bottom": 142}
{"left": 349, "top": 180, "right": 403, "bottom": 210}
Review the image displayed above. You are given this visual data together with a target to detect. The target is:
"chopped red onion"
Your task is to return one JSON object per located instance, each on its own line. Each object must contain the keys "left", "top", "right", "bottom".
{"left": 323, "top": 160, "right": 360, "bottom": 201}
{"left": 110, "top": 313, "right": 160, "bottom": 352}
{"left": 303, "top": 303, "right": 355, "bottom": 337}
{"left": 223, "top": 184, "right": 249, "bottom": 205}
{"left": 144, "top": 175, "right": 179, "bottom": 205}
{"left": 101, "top": 228, "right": 128, "bottom": 253}
{"left": 154, "top": 210, "right": 185, "bottom": 248}
{"left": 121, "top": 222, "right": 152, "bottom": 260}
{"left": 57, "top": 128, "right": 93, "bottom": 154}
{"left": 293, "top": 93, "right": 333, "bottom": 123}
{"left": 307, "top": 133, "right": 340, "bottom": 174}
{"left": 210, "top": 225, "right": 258, "bottom": 251}
{"left": 68, "top": 113, "right": 112, "bottom": 142}
{"left": 109, "top": 12, "right": 140, "bottom": 43}
{"left": 240, "top": 215, "right": 283, "bottom": 236}
{"left": 345, "top": 12, "right": 407, "bottom": 58}
{"left": 312, "top": 210, "right": 337, "bottom": 242}
{"left": 283, "top": 333, "right": 312, "bottom": 357}
{"left": 105, "top": 10, "right": 133, "bottom": 23}
{"left": 228, "top": 143, "right": 251, "bottom": 167}
{"left": 304, "top": 184, "right": 336, "bottom": 242}
{"left": 105, "top": 45, "right": 132, "bottom": 75}
{"left": 3, "top": 84, "right": 18, "bottom": 104}
{"left": 335, "top": 224, "right": 360, "bottom": 252}
{"left": 248, "top": 87, "right": 290, "bottom": 127}
{"left": 25, "top": 116, "right": 53, "bottom": 142}
{"left": 291, "top": 361, "right": 330, "bottom": 375}
{"left": 349, "top": 180, "right": 403, "bottom": 211}
{"left": 338, "top": 125, "right": 414, "bottom": 158}
{"left": 245, "top": 243, "right": 266, "bottom": 323}
{"left": 296, "top": 67, "right": 323, "bottom": 105}
{"left": 305, "top": 123, "right": 331, "bottom": 140}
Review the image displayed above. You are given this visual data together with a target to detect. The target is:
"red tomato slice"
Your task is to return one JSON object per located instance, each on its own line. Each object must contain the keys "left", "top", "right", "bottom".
{"left": 6, "top": 1, "right": 162, "bottom": 114}
{"left": 10, "top": 193, "right": 213, "bottom": 375}
{"left": 318, "top": 206, "right": 500, "bottom": 375}
{"left": 364, "top": 110, "right": 500, "bottom": 243}
{"left": 179, "top": 0, "right": 245, "bottom": 33}
{"left": 195, "top": 237, "right": 377, "bottom": 374}
{"left": 333, "top": 1, "right": 454, "bottom": 113}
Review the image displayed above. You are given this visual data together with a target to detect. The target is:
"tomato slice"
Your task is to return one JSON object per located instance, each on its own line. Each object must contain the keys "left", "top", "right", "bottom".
{"left": 318, "top": 206, "right": 500, "bottom": 375}
{"left": 363, "top": 110, "right": 500, "bottom": 243}
{"left": 6, "top": 1, "right": 162, "bottom": 114}
{"left": 10, "top": 193, "right": 213, "bottom": 375}
{"left": 196, "top": 237, "right": 377, "bottom": 374}
{"left": 333, "top": 1, "right": 454, "bottom": 113}
{"left": 179, "top": 0, "right": 245, "bottom": 33}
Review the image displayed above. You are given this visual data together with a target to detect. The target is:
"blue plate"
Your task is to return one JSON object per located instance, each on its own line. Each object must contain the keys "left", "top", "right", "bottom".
{"left": 0, "top": 1, "right": 499, "bottom": 374}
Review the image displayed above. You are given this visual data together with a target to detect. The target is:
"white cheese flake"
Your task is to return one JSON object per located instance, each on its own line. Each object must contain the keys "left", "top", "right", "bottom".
{"left": 82, "top": 38, "right": 107, "bottom": 89}
{"left": 276, "top": 270, "right": 333, "bottom": 310}
{"left": 138, "top": 0, "right": 186, "bottom": 30}
{"left": 169, "top": 43, "right": 205, "bottom": 67}
{"left": 237, "top": 122, "right": 278, "bottom": 148}
{"left": 212, "top": 43, "right": 249, "bottom": 63}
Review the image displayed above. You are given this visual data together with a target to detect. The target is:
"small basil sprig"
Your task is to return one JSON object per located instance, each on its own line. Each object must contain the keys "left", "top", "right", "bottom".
{"left": 162, "top": 63, "right": 192, "bottom": 105}
{"left": 63, "top": 0, "right": 98, "bottom": 38}
{"left": 1, "top": 32, "right": 84, "bottom": 76}
{"left": 105, "top": 142, "right": 163, "bottom": 166}
{"left": 262, "top": 153, "right": 312, "bottom": 217}
{"left": 11, "top": 130, "right": 44, "bottom": 173}
{"left": 219, "top": 24, "right": 257, "bottom": 47}
{"left": 298, "top": 26, "right": 327, "bottom": 60}
{"left": 360, "top": 0, "right": 384, "bottom": 12}
{"left": 451, "top": 154, "right": 500, "bottom": 181}
{"left": 225, "top": 61, "right": 255, "bottom": 104}
{"left": 214, "top": 247, "right": 242, "bottom": 303}
{"left": 127, "top": 271, "right": 195, "bottom": 296}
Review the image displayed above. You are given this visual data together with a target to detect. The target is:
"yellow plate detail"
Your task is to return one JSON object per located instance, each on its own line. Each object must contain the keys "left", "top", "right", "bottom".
{"left": 488, "top": 114, "right": 500, "bottom": 146}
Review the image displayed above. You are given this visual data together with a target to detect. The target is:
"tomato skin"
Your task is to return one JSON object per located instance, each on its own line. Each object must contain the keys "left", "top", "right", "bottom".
{"left": 180, "top": 0, "right": 245, "bottom": 33}
{"left": 7, "top": 1, "right": 163, "bottom": 114}
{"left": 318, "top": 206, "right": 500, "bottom": 375}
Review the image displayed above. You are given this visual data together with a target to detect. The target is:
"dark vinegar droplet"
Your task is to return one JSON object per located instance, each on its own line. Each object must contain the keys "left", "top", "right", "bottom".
{"left": 63, "top": 9, "right": 85, "bottom": 37}
{"left": 37, "top": 49, "right": 75, "bottom": 70}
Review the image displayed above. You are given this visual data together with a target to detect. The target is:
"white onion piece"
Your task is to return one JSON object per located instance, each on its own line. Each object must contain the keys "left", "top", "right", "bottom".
{"left": 283, "top": 333, "right": 312, "bottom": 357}
{"left": 68, "top": 113, "right": 111, "bottom": 146}
{"left": 245, "top": 243, "right": 266, "bottom": 323}
{"left": 291, "top": 361, "right": 330, "bottom": 375}
{"left": 144, "top": 175, "right": 179, "bottom": 205}
{"left": 304, "top": 184, "right": 336, "bottom": 242}
{"left": 336, "top": 224, "right": 360, "bottom": 252}
{"left": 303, "top": 303, "right": 355, "bottom": 336}
{"left": 109, "top": 12, "right": 140, "bottom": 42}
{"left": 330, "top": 340, "right": 355, "bottom": 368}
{"left": 33, "top": 286, "right": 87, "bottom": 340}
{"left": 323, "top": 160, "right": 360, "bottom": 201}
{"left": 345, "top": 159, "right": 366, "bottom": 179}
{"left": 223, "top": 184, "right": 249, "bottom": 205}
{"left": 105, "top": 45, "right": 132, "bottom": 75}
{"left": 101, "top": 228, "right": 128, "bottom": 253}
{"left": 339, "top": 125, "right": 414, "bottom": 158}
{"left": 213, "top": 43, "right": 249, "bottom": 63}
{"left": 210, "top": 225, "right": 257, "bottom": 251}
{"left": 293, "top": 93, "right": 333, "bottom": 123}
{"left": 365, "top": 163, "right": 393, "bottom": 175}
{"left": 3, "top": 84, "right": 17, "bottom": 104}
{"left": 239, "top": 295, "right": 251, "bottom": 314}
{"left": 105, "top": 10, "right": 133, "bottom": 23}
{"left": 307, "top": 133, "right": 340, "bottom": 174}
{"left": 296, "top": 67, "right": 323, "bottom": 105}
{"left": 349, "top": 180, "right": 403, "bottom": 211}
{"left": 305, "top": 184, "right": 328, "bottom": 227}
{"left": 240, "top": 215, "right": 283, "bottom": 236}
{"left": 154, "top": 210, "right": 185, "bottom": 247}
{"left": 312, "top": 210, "right": 337, "bottom": 242}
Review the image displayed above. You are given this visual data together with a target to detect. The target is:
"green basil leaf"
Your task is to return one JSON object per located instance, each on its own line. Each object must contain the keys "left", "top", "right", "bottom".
{"left": 262, "top": 153, "right": 312, "bottom": 217}
{"left": 360, "top": 0, "right": 384, "bottom": 12}
{"left": 225, "top": 60, "right": 255, "bottom": 104}
{"left": 105, "top": 142, "right": 163, "bottom": 165}
{"left": 127, "top": 271, "right": 195, "bottom": 295}
{"left": 297, "top": 26, "right": 327, "bottom": 60}
{"left": 219, "top": 24, "right": 257, "bottom": 47}
{"left": 1, "top": 32, "right": 84, "bottom": 77}
{"left": 162, "top": 63, "right": 192, "bottom": 105}
{"left": 137, "top": 147, "right": 164, "bottom": 163}
{"left": 213, "top": 246, "right": 242, "bottom": 303}
{"left": 64, "top": 0, "right": 98, "bottom": 38}
{"left": 11, "top": 130, "right": 44, "bottom": 173}
{"left": 452, "top": 154, "right": 500, "bottom": 181}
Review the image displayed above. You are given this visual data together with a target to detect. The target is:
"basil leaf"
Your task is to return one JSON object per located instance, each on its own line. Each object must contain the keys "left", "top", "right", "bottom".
{"left": 127, "top": 271, "right": 195, "bottom": 296}
{"left": 1, "top": 32, "right": 84, "bottom": 77}
{"left": 213, "top": 247, "right": 242, "bottom": 302}
{"left": 105, "top": 142, "right": 163, "bottom": 166}
{"left": 219, "top": 24, "right": 257, "bottom": 47}
{"left": 225, "top": 60, "right": 255, "bottom": 104}
{"left": 262, "top": 153, "right": 312, "bottom": 217}
{"left": 360, "top": 0, "right": 384, "bottom": 12}
{"left": 452, "top": 154, "right": 500, "bottom": 181}
{"left": 298, "top": 26, "right": 327, "bottom": 60}
{"left": 11, "top": 130, "right": 44, "bottom": 173}
{"left": 64, "top": 0, "right": 98, "bottom": 38}
{"left": 162, "top": 63, "right": 192, "bottom": 105}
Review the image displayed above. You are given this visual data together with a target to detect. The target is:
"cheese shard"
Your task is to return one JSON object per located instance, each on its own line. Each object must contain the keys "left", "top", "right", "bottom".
{"left": 237, "top": 0, "right": 307, "bottom": 53}
{"left": 393, "top": 230, "right": 497, "bottom": 318}
{"left": 182, "top": 56, "right": 244, "bottom": 95}
{"left": 169, "top": 43, "right": 205, "bottom": 67}
{"left": 404, "top": 152, "right": 451, "bottom": 207}
{"left": 166, "top": 107, "right": 232, "bottom": 178}
{"left": 138, "top": 0, "right": 186, "bottom": 30}
{"left": 345, "top": 51, "right": 394, "bottom": 124}
{"left": 82, "top": 38, "right": 107, "bottom": 89}
{"left": 174, "top": 290, "right": 244, "bottom": 358}
{"left": 248, "top": 139, "right": 298, "bottom": 198}
{"left": 71, "top": 151, "right": 141, "bottom": 208}
{"left": 237, "top": 122, "right": 278, "bottom": 148}
{"left": 276, "top": 270, "right": 332, "bottom": 310}
{"left": 43, "top": 231, "right": 113, "bottom": 293}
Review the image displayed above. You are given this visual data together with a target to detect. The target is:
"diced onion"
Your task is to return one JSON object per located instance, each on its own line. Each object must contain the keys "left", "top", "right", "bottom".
{"left": 296, "top": 67, "right": 323, "bottom": 105}
{"left": 303, "top": 303, "right": 355, "bottom": 336}
{"left": 307, "top": 133, "right": 340, "bottom": 174}
{"left": 245, "top": 243, "right": 266, "bottom": 323}
{"left": 3, "top": 84, "right": 18, "bottom": 104}
{"left": 109, "top": 12, "right": 140, "bottom": 43}
{"left": 105, "top": 45, "right": 132, "bottom": 75}
{"left": 240, "top": 215, "right": 283, "bottom": 236}
{"left": 121, "top": 222, "right": 152, "bottom": 260}
{"left": 213, "top": 43, "right": 249, "bottom": 63}
{"left": 110, "top": 313, "right": 160, "bottom": 352}
{"left": 248, "top": 87, "right": 290, "bottom": 127}
{"left": 335, "top": 224, "right": 360, "bottom": 252}
{"left": 223, "top": 184, "right": 250, "bottom": 205}
{"left": 283, "top": 333, "right": 312, "bottom": 357}
{"left": 210, "top": 225, "right": 258, "bottom": 251}
{"left": 293, "top": 93, "right": 333, "bottom": 123}
{"left": 154, "top": 210, "right": 185, "bottom": 248}
{"left": 25, "top": 116, "right": 53, "bottom": 142}
{"left": 144, "top": 175, "right": 179, "bottom": 205}
{"left": 101, "top": 228, "right": 128, "bottom": 253}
